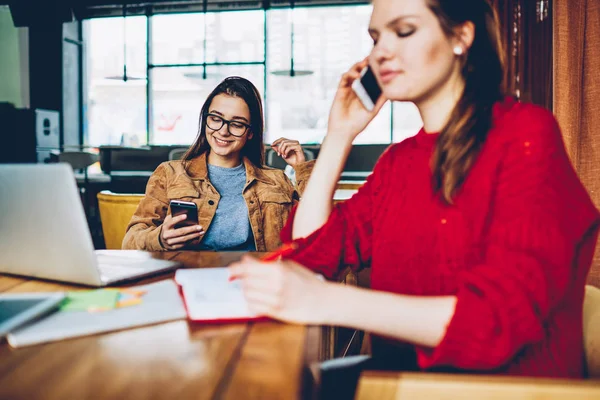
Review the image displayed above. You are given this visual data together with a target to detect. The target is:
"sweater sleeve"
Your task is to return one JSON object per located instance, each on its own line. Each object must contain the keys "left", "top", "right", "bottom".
{"left": 417, "top": 106, "right": 600, "bottom": 370}
{"left": 122, "top": 163, "right": 169, "bottom": 251}
{"left": 280, "top": 146, "right": 394, "bottom": 280}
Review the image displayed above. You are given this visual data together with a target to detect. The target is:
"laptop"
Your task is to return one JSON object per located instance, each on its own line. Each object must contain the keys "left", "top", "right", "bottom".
{"left": 0, "top": 163, "right": 180, "bottom": 286}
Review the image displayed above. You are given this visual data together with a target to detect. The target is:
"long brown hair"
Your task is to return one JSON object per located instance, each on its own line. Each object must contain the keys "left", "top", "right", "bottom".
{"left": 428, "top": 0, "right": 505, "bottom": 203}
{"left": 182, "top": 76, "right": 265, "bottom": 167}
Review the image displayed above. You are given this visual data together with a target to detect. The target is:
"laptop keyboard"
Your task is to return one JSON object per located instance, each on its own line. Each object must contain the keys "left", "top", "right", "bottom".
{"left": 96, "top": 255, "right": 168, "bottom": 282}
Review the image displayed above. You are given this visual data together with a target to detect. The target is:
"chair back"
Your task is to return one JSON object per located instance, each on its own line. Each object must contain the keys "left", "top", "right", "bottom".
{"left": 584, "top": 284, "right": 600, "bottom": 378}
{"left": 168, "top": 148, "right": 188, "bottom": 161}
{"left": 97, "top": 191, "right": 144, "bottom": 249}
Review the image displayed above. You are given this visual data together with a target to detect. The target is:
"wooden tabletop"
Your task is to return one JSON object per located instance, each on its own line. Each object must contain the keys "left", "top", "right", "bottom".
{"left": 0, "top": 252, "right": 321, "bottom": 400}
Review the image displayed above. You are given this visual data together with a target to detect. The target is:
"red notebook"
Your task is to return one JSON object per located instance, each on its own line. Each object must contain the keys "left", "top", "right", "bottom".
{"left": 175, "top": 268, "right": 266, "bottom": 323}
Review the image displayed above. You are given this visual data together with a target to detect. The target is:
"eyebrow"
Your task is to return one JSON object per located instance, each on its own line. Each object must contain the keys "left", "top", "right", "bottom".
{"left": 209, "top": 110, "right": 250, "bottom": 124}
{"left": 368, "top": 15, "right": 420, "bottom": 35}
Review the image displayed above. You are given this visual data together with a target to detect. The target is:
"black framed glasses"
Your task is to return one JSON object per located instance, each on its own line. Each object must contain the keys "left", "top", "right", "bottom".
{"left": 205, "top": 114, "right": 251, "bottom": 137}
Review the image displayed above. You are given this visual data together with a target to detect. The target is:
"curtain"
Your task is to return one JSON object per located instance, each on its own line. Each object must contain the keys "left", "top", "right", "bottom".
{"left": 492, "top": 0, "right": 553, "bottom": 108}
{"left": 554, "top": 0, "right": 600, "bottom": 288}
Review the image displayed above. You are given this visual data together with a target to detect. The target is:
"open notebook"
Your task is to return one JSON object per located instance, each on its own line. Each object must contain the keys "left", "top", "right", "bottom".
{"left": 175, "top": 268, "right": 265, "bottom": 323}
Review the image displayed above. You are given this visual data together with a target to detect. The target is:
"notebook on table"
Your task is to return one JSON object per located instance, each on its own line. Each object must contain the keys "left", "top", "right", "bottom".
{"left": 7, "top": 280, "right": 186, "bottom": 348}
{"left": 175, "top": 268, "right": 266, "bottom": 323}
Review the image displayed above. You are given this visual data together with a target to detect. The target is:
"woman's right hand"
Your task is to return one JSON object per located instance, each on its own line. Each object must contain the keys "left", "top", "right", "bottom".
{"left": 327, "top": 58, "right": 387, "bottom": 141}
{"left": 159, "top": 214, "right": 204, "bottom": 250}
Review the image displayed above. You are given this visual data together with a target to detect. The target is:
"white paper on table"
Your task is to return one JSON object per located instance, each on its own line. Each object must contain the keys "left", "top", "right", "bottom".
{"left": 175, "top": 268, "right": 259, "bottom": 321}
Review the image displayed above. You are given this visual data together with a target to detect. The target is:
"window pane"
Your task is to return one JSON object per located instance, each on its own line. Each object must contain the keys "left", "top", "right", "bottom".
{"left": 151, "top": 13, "right": 206, "bottom": 65}
{"left": 392, "top": 102, "right": 423, "bottom": 143}
{"left": 151, "top": 11, "right": 264, "bottom": 65}
{"left": 212, "top": 11, "right": 264, "bottom": 63}
{"left": 266, "top": 6, "right": 390, "bottom": 144}
{"left": 84, "top": 16, "right": 147, "bottom": 146}
{"left": 150, "top": 65, "right": 264, "bottom": 145}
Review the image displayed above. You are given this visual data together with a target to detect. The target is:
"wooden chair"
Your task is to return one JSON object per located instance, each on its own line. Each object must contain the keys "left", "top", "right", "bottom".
{"left": 337, "top": 180, "right": 366, "bottom": 190}
{"left": 97, "top": 191, "right": 144, "bottom": 249}
{"left": 333, "top": 181, "right": 365, "bottom": 206}
{"left": 584, "top": 284, "right": 600, "bottom": 378}
{"left": 354, "top": 284, "right": 600, "bottom": 399}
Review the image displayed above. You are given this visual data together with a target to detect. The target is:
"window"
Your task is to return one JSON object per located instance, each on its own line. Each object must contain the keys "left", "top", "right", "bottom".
{"left": 84, "top": 16, "right": 147, "bottom": 147}
{"left": 84, "top": 5, "right": 422, "bottom": 147}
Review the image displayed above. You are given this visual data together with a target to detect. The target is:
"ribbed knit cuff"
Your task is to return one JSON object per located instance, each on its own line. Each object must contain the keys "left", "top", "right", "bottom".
{"left": 146, "top": 226, "right": 168, "bottom": 252}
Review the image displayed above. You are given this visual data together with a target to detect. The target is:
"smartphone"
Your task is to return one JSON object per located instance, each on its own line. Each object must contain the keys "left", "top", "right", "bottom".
{"left": 170, "top": 200, "right": 199, "bottom": 229}
{"left": 352, "top": 66, "right": 383, "bottom": 111}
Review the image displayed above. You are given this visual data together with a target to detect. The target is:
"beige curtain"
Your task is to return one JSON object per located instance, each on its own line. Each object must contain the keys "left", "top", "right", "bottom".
{"left": 554, "top": 0, "right": 600, "bottom": 287}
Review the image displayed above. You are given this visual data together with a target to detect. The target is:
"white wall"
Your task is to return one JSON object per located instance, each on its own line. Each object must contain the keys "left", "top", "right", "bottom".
{"left": 0, "top": 6, "right": 29, "bottom": 108}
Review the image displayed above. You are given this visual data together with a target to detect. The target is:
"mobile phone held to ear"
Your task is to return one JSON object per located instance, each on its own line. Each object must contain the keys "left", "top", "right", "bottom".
{"left": 352, "top": 66, "right": 383, "bottom": 111}
{"left": 170, "top": 200, "right": 199, "bottom": 229}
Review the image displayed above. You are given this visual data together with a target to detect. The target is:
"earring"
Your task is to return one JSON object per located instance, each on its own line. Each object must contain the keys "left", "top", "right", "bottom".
{"left": 453, "top": 46, "right": 464, "bottom": 56}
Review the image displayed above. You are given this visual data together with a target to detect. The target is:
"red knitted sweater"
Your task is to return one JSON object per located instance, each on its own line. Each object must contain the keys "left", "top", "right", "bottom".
{"left": 282, "top": 98, "right": 600, "bottom": 377}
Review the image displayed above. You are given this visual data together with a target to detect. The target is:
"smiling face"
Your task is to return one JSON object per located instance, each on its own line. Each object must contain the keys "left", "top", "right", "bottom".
{"left": 368, "top": 0, "right": 464, "bottom": 105}
{"left": 205, "top": 93, "right": 253, "bottom": 166}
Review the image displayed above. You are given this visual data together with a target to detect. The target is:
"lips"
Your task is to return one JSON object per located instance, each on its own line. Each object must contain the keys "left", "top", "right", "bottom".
{"left": 379, "top": 70, "right": 401, "bottom": 84}
{"left": 213, "top": 137, "right": 233, "bottom": 146}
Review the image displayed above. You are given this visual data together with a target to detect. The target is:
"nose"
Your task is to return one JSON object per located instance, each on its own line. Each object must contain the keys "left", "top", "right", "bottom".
{"left": 371, "top": 34, "right": 394, "bottom": 65}
{"left": 217, "top": 123, "right": 231, "bottom": 137}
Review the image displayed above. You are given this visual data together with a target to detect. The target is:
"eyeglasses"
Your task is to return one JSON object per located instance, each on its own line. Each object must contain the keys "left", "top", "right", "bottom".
{"left": 206, "top": 114, "right": 251, "bottom": 137}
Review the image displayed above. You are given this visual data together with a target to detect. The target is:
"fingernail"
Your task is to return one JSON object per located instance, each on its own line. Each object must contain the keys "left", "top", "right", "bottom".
{"left": 197, "top": 226, "right": 203, "bottom": 231}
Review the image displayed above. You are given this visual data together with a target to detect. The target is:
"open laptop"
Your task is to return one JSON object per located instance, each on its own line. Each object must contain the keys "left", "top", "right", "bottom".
{"left": 0, "top": 163, "right": 180, "bottom": 286}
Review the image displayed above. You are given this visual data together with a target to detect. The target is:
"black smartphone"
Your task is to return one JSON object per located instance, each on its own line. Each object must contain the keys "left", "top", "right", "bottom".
{"left": 170, "top": 200, "right": 199, "bottom": 229}
{"left": 351, "top": 66, "right": 383, "bottom": 111}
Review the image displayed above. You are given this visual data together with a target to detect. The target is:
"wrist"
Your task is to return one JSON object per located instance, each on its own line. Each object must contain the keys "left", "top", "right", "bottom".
{"left": 158, "top": 226, "right": 169, "bottom": 250}
{"left": 316, "top": 281, "right": 348, "bottom": 326}
{"left": 324, "top": 132, "right": 355, "bottom": 148}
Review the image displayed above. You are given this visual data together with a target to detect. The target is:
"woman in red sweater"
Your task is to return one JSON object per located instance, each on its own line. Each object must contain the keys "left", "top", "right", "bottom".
{"left": 230, "top": 0, "right": 600, "bottom": 381}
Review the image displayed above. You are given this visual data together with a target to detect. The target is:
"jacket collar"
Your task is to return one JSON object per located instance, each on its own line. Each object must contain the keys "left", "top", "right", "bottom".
{"left": 186, "top": 152, "right": 275, "bottom": 186}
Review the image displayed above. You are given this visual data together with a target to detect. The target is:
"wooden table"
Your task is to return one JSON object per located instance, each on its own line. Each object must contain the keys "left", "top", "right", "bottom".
{"left": 355, "top": 371, "right": 600, "bottom": 400}
{"left": 0, "top": 252, "right": 322, "bottom": 400}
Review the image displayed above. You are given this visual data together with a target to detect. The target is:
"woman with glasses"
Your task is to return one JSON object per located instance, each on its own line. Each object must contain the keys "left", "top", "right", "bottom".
{"left": 123, "top": 76, "right": 313, "bottom": 251}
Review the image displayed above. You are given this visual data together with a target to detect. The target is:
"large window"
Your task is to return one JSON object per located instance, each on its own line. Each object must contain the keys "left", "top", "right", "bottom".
{"left": 84, "top": 5, "right": 422, "bottom": 147}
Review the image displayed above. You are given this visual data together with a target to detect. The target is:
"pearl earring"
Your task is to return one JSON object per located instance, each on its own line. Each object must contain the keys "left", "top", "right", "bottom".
{"left": 453, "top": 46, "right": 464, "bottom": 56}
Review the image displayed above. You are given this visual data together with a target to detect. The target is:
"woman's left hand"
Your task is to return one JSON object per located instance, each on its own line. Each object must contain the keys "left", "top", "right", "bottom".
{"left": 271, "top": 138, "right": 306, "bottom": 168}
{"left": 229, "top": 255, "right": 329, "bottom": 325}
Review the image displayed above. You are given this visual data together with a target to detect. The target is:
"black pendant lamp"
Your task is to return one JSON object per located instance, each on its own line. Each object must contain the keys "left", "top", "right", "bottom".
{"left": 106, "top": 4, "right": 145, "bottom": 81}
{"left": 183, "top": 0, "right": 222, "bottom": 81}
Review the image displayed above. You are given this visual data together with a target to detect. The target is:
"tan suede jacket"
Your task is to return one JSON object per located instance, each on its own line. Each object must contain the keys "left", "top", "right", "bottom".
{"left": 122, "top": 152, "right": 314, "bottom": 252}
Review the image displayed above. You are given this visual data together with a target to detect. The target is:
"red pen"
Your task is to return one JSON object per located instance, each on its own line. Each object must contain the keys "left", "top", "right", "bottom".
{"left": 260, "top": 242, "right": 298, "bottom": 262}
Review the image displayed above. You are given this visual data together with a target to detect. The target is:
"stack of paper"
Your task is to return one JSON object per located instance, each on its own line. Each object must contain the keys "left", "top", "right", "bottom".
{"left": 175, "top": 268, "right": 263, "bottom": 323}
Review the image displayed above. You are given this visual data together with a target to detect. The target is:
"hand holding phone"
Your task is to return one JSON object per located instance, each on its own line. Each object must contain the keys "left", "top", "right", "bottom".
{"left": 327, "top": 60, "right": 386, "bottom": 141}
{"left": 170, "top": 200, "right": 199, "bottom": 228}
{"left": 351, "top": 66, "right": 383, "bottom": 111}
{"left": 160, "top": 200, "right": 204, "bottom": 250}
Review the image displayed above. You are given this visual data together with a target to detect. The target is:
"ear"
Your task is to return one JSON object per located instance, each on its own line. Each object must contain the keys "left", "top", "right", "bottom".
{"left": 453, "top": 21, "right": 475, "bottom": 54}
{"left": 247, "top": 131, "right": 254, "bottom": 141}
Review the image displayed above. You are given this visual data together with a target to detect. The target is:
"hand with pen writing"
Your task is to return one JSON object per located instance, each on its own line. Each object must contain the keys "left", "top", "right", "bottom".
{"left": 228, "top": 256, "right": 329, "bottom": 325}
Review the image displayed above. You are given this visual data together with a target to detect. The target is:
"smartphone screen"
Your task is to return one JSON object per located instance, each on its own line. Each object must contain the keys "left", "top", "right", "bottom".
{"left": 352, "top": 66, "right": 382, "bottom": 111}
{"left": 170, "top": 200, "right": 198, "bottom": 229}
